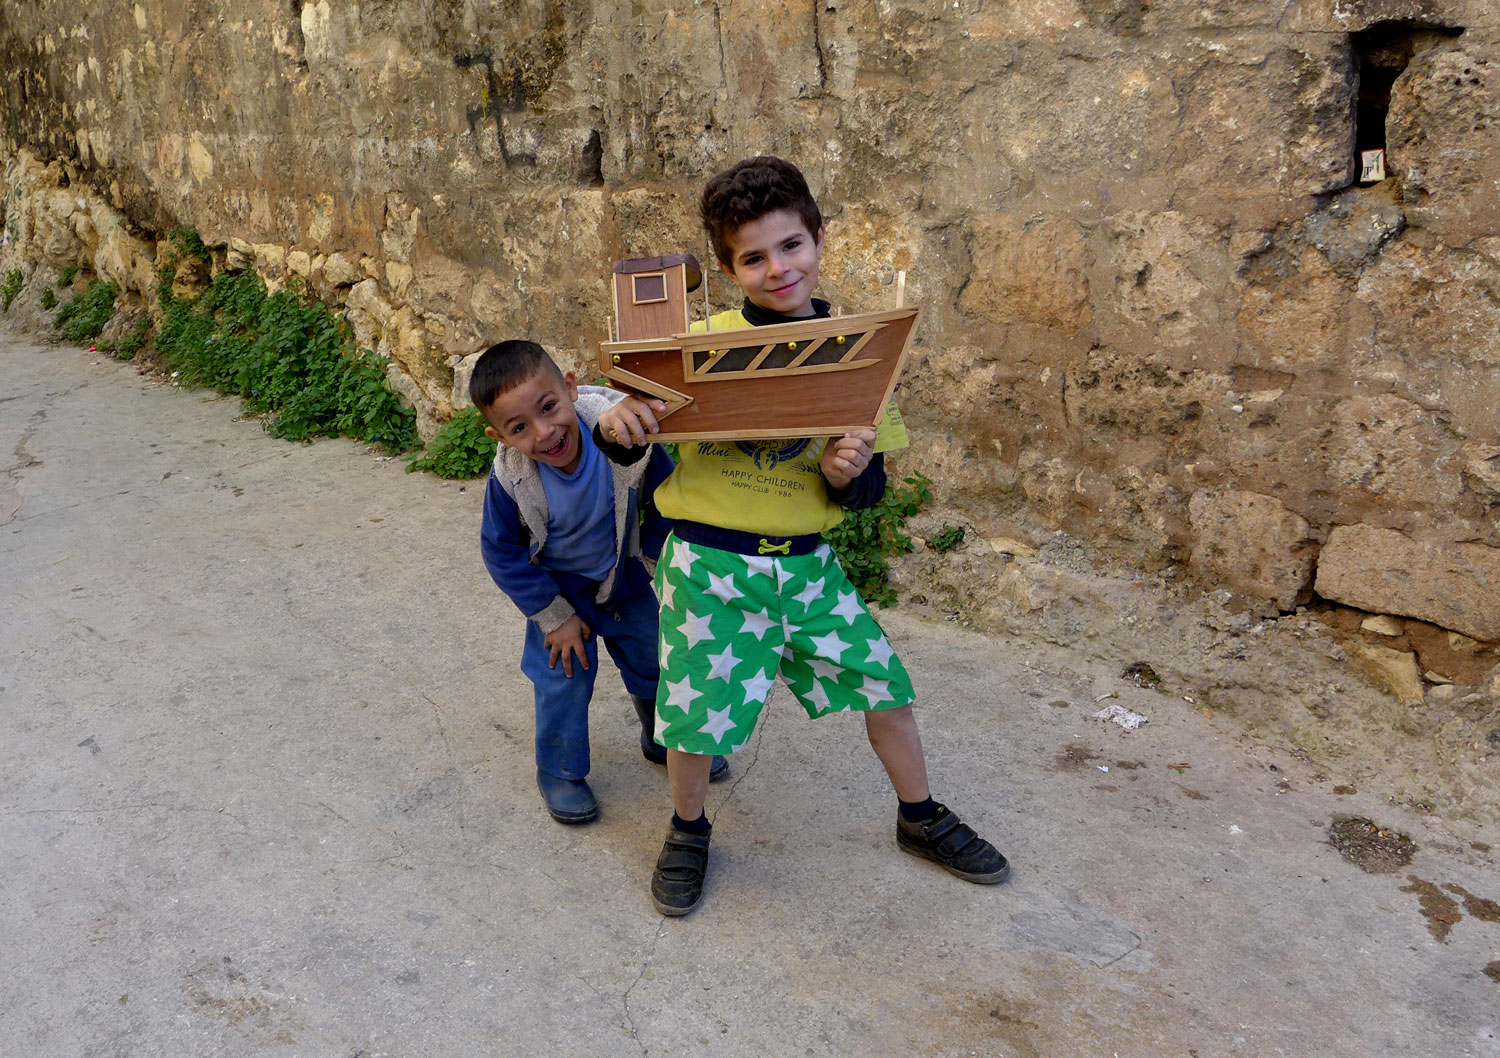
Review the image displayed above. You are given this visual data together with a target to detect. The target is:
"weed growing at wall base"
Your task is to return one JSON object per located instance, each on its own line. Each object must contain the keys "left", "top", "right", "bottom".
{"left": 1, "top": 269, "right": 22, "bottom": 311}
{"left": 823, "top": 471, "right": 932, "bottom": 606}
{"left": 53, "top": 280, "right": 118, "bottom": 342}
{"left": 405, "top": 405, "right": 497, "bottom": 478}
{"left": 156, "top": 268, "right": 418, "bottom": 455}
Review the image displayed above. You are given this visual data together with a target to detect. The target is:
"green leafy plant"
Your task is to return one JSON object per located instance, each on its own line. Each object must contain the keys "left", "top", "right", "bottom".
{"left": 1, "top": 269, "right": 21, "bottom": 310}
{"left": 39, "top": 288, "right": 57, "bottom": 310}
{"left": 58, "top": 264, "right": 79, "bottom": 286}
{"left": 823, "top": 471, "right": 933, "bottom": 606}
{"left": 926, "top": 523, "right": 965, "bottom": 553}
{"left": 169, "top": 224, "right": 211, "bottom": 264}
{"left": 115, "top": 317, "right": 151, "bottom": 361}
{"left": 53, "top": 280, "right": 119, "bottom": 342}
{"left": 405, "top": 405, "right": 498, "bottom": 478}
{"left": 155, "top": 269, "right": 418, "bottom": 454}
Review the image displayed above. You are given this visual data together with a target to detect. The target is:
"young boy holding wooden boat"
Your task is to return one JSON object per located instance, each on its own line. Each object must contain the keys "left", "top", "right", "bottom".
{"left": 597, "top": 156, "right": 1009, "bottom": 916}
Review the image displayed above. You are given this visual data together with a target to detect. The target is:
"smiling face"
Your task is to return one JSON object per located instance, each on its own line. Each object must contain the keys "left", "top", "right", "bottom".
{"left": 480, "top": 366, "right": 583, "bottom": 473}
{"left": 720, "top": 208, "right": 825, "bottom": 317}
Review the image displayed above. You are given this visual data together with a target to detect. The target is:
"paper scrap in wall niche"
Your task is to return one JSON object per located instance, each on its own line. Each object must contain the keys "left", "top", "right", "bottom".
{"left": 1360, "top": 149, "right": 1386, "bottom": 184}
{"left": 1093, "top": 704, "right": 1150, "bottom": 731}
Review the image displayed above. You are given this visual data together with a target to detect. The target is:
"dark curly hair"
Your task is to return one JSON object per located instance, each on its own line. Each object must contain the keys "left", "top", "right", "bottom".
{"left": 699, "top": 156, "right": 823, "bottom": 271}
{"left": 469, "top": 339, "right": 564, "bottom": 414}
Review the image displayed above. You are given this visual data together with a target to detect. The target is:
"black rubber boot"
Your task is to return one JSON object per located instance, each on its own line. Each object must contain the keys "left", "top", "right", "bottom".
{"left": 535, "top": 769, "right": 598, "bottom": 824}
{"left": 632, "top": 695, "right": 730, "bottom": 782}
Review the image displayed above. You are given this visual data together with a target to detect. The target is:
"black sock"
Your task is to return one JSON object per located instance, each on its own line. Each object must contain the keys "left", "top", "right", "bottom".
{"left": 672, "top": 811, "right": 711, "bottom": 835}
{"left": 899, "top": 796, "right": 939, "bottom": 823}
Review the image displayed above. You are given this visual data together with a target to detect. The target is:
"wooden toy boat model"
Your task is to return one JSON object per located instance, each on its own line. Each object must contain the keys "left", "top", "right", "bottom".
{"left": 599, "top": 254, "right": 918, "bottom": 442}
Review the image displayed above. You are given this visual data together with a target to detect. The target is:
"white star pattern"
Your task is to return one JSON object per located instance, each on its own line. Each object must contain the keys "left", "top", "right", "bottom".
{"left": 740, "top": 668, "right": 775, "bottom": 705}
{"left": 805, "top": 679, "right": 831, "bottom": 711}
{"left": 659, "top": 578, "right": 677, "bottom": 611}
{"left": 776, "top": 563, "right": 794, "bottom": 589}
{"left": 743, "top": 555, "right": 776, "bottom": 579}
{"left": 705, "top": 644, "right": 739, "bottom": 683}
{"left": 862, "top": 676, "right": 894, "bottom": 705}
{"left": 740, "top": 607, "right": 776, "bottom": 641}
{"left": 698, "top": 705, "right": 737, "bottom": 741}
{"left": 866, "top": 636, "right": 895, "bottom": 669}
{"left": 706, "top": 571, "right": 743, "bottom": 604}
{"left": 794, "top": 577, "right": 826, "bottom": 608}
{"left": 681, "top": 609, "right": 714, "bottom": 648}
{"left": 808, "top": 657, "right": 843, "bottom": 681}
{"left": 808, "top": 630, "right": 850, "bottom": 661}
{"left": 669, "top": 540, "right": 696, "bottom": 576}
{"left": 830, "top": 591, "right": 864, "bottom": 624}
{"left": 661, "top": 639, "right": 674, "bottom": 669}
{"left": 662, "top": 676, "right": 703, "bottom": 713}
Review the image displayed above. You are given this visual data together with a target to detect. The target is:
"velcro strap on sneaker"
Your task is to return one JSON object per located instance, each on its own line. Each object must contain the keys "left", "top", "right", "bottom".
{"left": 923, "top": 813, "right": 979, "bottom": 858}
{"left": 656, "top": 848, "right": 707, "bottom": 877}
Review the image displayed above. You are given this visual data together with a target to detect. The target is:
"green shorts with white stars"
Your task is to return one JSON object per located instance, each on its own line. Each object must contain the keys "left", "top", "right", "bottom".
{"left": 651, "top": 532, "right": 915, "bottom": 756}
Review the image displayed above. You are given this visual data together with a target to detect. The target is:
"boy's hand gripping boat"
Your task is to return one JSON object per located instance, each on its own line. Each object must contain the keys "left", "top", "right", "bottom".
{"left": 599, "top": 254, "right": 918, "bottom": 442}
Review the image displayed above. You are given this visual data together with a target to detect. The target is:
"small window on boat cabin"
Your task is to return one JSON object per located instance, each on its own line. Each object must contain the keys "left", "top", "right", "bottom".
{"left": 632, "top": 272, "right": 668, "bottom": 304}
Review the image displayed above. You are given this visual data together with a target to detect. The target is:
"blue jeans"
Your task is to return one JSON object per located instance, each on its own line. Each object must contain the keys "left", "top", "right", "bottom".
{"left": 519, "top": 574, "right": 660, "bottom": 780}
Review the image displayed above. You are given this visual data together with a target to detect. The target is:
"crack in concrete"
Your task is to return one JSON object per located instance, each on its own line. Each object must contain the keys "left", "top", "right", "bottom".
{"left": 420, "top": 691, "right": 466, "bottom": 835}
{"left": 12, "top": 487, "right": 142, "bottom": 524}
{"left": 2, "top": 407, "right": 47, "bottom": 526}
{"left": 1096, "top": 929, "right": 1145, "bottom": 968}
{"left": 620, "top": 918, "right": 668, "bottom": 1057}
{"left": 707, "top": 702, "right": 767, "bottom": 825}
{"left": 6, "top": 802, "right": 251, "bottom": 828}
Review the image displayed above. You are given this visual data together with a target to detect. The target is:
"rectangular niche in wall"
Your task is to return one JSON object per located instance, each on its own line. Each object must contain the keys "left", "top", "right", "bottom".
{"left": 1352, "top": 21, "right": 1464, "bottom": 183}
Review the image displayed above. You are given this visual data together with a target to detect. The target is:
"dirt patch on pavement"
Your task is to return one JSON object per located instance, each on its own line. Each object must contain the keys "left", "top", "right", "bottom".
{"left": 1328, "top": 816, "right": 1417, "bottom": 873}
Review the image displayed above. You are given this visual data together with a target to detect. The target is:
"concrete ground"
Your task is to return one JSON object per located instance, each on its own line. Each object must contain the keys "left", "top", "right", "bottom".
{"left": 3, "top": 333, "right": 1498, "bottom": 1058}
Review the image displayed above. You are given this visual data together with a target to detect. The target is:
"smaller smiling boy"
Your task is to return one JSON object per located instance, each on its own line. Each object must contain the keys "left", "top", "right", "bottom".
{"left": 474, "top": 340, "right": 726, "bottom": 824}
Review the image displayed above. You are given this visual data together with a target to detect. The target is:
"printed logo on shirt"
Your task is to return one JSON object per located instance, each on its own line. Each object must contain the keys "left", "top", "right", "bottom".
{"left": 736, "top": 438, "right": 813, "bottom": 471}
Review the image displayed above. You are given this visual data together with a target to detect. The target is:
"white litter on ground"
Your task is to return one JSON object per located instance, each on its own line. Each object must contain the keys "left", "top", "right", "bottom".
{"left": 1093, "top": 703, "right": 1150, "bottom": 731}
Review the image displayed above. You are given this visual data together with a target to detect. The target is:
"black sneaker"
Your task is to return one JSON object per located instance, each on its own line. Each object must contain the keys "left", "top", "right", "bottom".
{"left": 650, "top": 825, "right": 711, "bottom": 916}
{"left": 896, "top": 804, "right": 1010, "bottom": 883}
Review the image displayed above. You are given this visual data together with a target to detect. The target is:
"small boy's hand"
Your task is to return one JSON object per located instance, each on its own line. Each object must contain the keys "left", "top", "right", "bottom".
{"left": 599, "top": 396, "right": 668, "bottom": 448}
{"left": 544, "top": 614, "right": 592, "bottom": 677}
{"left": 821, "top": 428, "right": 876, "bottom": 490}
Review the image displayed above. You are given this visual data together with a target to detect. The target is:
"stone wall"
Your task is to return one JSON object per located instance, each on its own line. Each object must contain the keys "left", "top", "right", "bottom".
{"left": 2, "top": 2, "right": 1498, "bottom": 713}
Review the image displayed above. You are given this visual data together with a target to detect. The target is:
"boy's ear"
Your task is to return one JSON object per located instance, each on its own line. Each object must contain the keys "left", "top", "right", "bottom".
{"left": 815, "top": 224, "right": 826, "bottom": 257}
{"left": 483, "top": 424, "right": 502, "bottom": 441}
{"left": 562, "top": 370, "right": 579, "bottom": 401}
{"left": 717, "top": 257, "right": 737, "bottom": 277}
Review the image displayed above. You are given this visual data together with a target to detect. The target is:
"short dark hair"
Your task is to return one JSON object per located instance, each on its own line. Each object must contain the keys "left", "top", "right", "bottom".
{"left": 700, "top": 156, "right": 823, "bottom": 270}
{"left": 469, "top": 340, "right": 563, "bottom": 411}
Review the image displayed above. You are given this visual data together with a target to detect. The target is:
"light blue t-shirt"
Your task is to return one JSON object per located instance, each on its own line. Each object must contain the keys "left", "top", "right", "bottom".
{"left": 537, "top": 427, "right": 616, "bottom": 581}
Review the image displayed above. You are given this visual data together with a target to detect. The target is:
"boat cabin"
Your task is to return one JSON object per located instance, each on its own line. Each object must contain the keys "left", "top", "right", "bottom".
{"left": 611, "top": 254, "right": 703, "bottom": 341}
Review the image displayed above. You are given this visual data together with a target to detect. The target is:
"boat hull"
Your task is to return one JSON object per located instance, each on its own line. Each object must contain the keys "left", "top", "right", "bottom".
{"left": 598, "top": 307, "right": 919, "bottom": 442}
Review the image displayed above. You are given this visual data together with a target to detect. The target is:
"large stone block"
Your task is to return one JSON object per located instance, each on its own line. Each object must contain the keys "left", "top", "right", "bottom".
{"left": 1316, "top": 525, "right": 1500, "bottom": 642}
{"left": 1189, "top": 490, "right": 1319, "bottom": 615}
{"left": 958, "top": 215, "right": 1089, "bottom": 334}
{"left": 1388, "top": 45, "right": 1500, "bottom": 245}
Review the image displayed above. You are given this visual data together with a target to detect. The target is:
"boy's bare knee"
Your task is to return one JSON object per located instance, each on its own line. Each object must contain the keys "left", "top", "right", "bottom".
{"left": 865, "top": 704, "right": 917, "bottom": 742}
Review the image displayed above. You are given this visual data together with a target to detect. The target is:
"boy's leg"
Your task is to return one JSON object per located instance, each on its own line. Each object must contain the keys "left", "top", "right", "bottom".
{"left": 777, "top": 545, "right": 1009, "bottom": 883}
{"left": 667, "top": 748, "right": 714, "bottom": 821}
{"left": 652, "top": 748, "right": 715, "bottom": 917}
{"left": 519, "top": 618, "right": 600, "bottom": 823}
{"left": 863, "top": 704, "right": 931, "bottom": 802}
